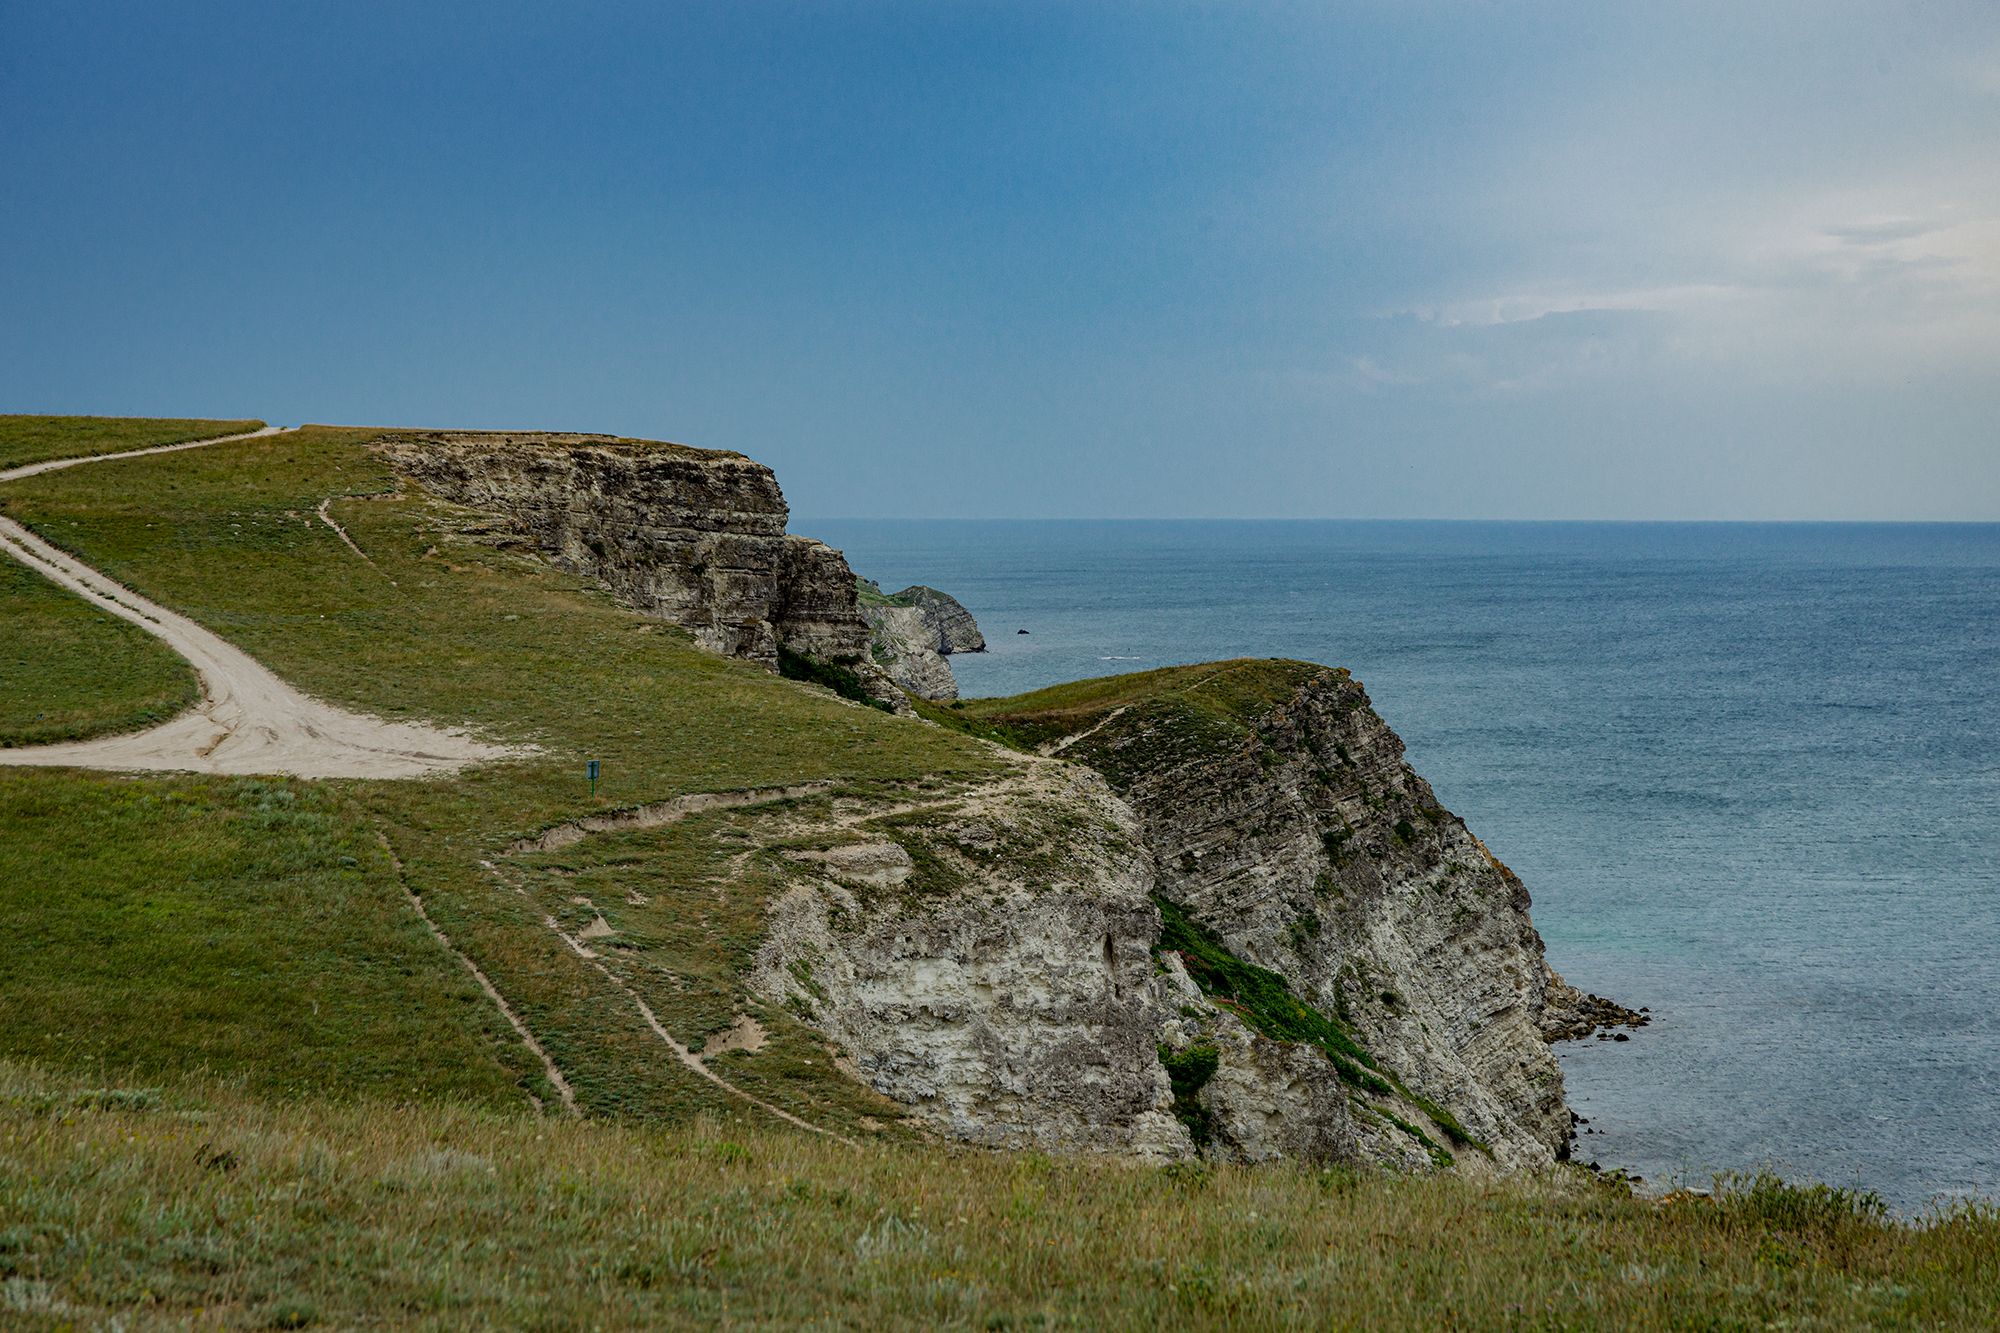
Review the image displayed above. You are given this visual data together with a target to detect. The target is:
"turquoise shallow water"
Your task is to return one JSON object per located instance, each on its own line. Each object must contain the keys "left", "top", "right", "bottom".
{"left": 810, "top": 519, "right": 2000, "bottom": 1210}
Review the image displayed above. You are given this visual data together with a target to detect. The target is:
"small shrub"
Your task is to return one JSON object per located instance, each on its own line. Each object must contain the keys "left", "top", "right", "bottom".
{"left": 1718, "top": 1172, "right": 1888, "bottom": 1233}
{"left": 1320, "top": 827, "right": 1353, "bottom": 865}
{"left": 1159, "top": 1043, "right": 1221, "bottom": 1148}
{"left": 68, "top": 1087, "right": 159, "bottom": 1113}
{"left": 264, "top": 1300, "right": 317, "bottom": 1329}
{"left": 777, "top": 647, "right": 892, "bottom": 713}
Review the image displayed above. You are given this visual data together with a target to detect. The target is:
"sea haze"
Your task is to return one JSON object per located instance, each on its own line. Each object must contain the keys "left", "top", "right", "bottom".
{"left": 809, "top": 518, "right": 2000, "bottom": 1211}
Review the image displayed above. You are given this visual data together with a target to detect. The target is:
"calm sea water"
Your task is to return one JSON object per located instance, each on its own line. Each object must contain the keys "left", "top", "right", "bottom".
{"left": 810, "top": 519, "right": 2000, "bottom": 1210}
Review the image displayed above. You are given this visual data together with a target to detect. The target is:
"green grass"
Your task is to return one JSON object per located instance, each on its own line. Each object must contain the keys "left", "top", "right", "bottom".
{"left": 0, "top": 559, "right": 200, "bottom": 746}
{"left": 502, "top": 797, "right": 929, "bottom": 1136}
{"left": 3, "top": 1061, "right": 1995, "bottom": 1330}
{"left": 0, "top": 415, "right": 263, "bottom": 471}
{"left": 0, "top": 772, "right": 536, "bottom": 1107}
{"left": 916, "top": 658, "right": 1336, "bottom": 782}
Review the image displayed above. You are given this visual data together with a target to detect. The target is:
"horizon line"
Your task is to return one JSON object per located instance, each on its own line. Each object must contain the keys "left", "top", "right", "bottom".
{"left": 795, "top": 515, "right": 2000, "bottom": 526}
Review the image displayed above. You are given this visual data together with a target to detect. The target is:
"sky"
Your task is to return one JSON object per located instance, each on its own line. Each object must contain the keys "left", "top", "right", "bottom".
{"left": 3, "top": 1, "right": 1996, "bottom": 519}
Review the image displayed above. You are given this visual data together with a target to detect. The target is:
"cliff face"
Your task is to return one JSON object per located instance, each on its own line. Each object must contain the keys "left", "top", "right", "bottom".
{"left": 377, "top": 432, "right": 870, "bottom": 667}
{"left": 951, "top": 660, "right": 1613, "bottom": 1170}
{"left": 863, "top": 602, "right": 962, "bottom": 700}
{"left": 1129, "top": 664, "right": 1568, "bottom": 1168}
{"left": 858, "top": 583, "right": 986, "bottom": 702}
{"left": 895, "top": 586, "right": 986, "bottom": 654}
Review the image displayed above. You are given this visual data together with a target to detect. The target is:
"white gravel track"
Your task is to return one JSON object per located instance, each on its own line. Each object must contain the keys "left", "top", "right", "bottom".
{"left": 0, "top": 426, "right": 520, "bottom": 779}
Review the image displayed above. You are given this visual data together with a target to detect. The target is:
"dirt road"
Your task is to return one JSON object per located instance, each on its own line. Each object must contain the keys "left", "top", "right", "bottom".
{"left": 0, "top": 426, "right": 519, "bottom": 779}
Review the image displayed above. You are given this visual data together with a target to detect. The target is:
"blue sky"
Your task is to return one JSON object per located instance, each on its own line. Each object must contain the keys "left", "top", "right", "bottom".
{"left": 4, "top": 1, "right": 1996, "bottom": 518}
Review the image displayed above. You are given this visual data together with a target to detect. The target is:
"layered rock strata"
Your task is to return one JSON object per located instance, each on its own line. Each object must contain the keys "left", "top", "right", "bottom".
{"left": 894, "top": 585, "right": 986, "bottom": 654}
{"left": 1029, "top": 661, "right": 1577, "bottom": 1169}
{"left": 377, "top": 431, "right": 872, "bottom": 668}
{"left": 857, "top": 581, "right": 986, "bottom": 701}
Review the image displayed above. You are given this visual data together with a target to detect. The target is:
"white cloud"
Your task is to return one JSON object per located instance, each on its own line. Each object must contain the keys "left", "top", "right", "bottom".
{"left": 1365, "top": 180, "right": 2000, "bottom": 395}
{"left": 1399, "top": 283, "right": 1745, "bottom": 329}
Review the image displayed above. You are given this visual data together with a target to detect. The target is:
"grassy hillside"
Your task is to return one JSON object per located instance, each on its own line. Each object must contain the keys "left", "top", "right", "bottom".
{"left": 0, "top": 414, "right": 263, "bottom": 471}
{"left": 0, "top": 559, "right": 199, "bottom": 746}
{"left": 4, "top": 1061, "right": 1994, "bottom": 1330}
{"left": 0, "top": 772, "right": 534, "bottom": 1105}
{"left": 0, "top": 422, "right": 996, "bottom": 1134}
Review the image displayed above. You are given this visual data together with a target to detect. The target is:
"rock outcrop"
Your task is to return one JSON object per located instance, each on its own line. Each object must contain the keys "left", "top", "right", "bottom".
{"left": 1541, "top": 971, "right": 1650, "bottom": 1043}
{"left": 863, "top": 602, "right": 962, "bottom": 700}
{"left": 894, "top": 585, "right": 985, "bottom": 654}
{"left": 376, "top": 431, "right": 873, "bottom": 669}
{"left": 751, "top": 658, "right": 1627, "bottom": 1171}
{"left": 750, "top": 759, "right": 1187, "bottom": 1156}
{"left": 857, "top": 581, "right": 986, "bottom": 701}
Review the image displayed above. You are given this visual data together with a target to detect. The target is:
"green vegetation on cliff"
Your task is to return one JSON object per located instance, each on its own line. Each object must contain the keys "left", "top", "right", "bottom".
{"left": 1156, "top": 894, "right": 1386, "bottom": 1091}
{"left": 1154, "top": 895, "right": 1486, "bottom": 1160}
{"left": 915, "top": 658, "right": 1338, "bottom": 781}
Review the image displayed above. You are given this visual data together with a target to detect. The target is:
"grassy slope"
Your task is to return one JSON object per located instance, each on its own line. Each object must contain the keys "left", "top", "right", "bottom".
{"left": 0, "top": 559, "right": 200, "bottom": 746}
{"left": 3, "top": 1062, "right": 1994, "bottom": 1330}
{"left": 0, "top": 414, "right": 263, "bottom": 471}
{"left": 0, "top": 424, "right": 995, "bottom": 1134}
{"left": 916, "top": 658, "right": 1331, "bottom": 776}
{"left": 0, "top": 774, "right": 533, "bottom": 1106}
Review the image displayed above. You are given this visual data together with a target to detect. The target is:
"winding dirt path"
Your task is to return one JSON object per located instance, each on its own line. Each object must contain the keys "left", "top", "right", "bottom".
{"left": 1040, "top": 705, "right": 1130, "bottom": 756}
{"left": 315, "top": 496, "right": 392, "bottom": 581}
{"left": 379, "top": 835, "right": 579, "bottom": 1117}
{"left": 540, "top": 903, "right": 859, "bottom": 1146}
{"left": 0, "top": 426, "right": 519, "bottom": 779}
{"left": 504, "top": 782, "right": 835, "bottom": 854}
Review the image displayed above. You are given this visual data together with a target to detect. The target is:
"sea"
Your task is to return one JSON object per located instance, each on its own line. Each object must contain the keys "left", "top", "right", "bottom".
{"left": 809, "top": 518, "right": 2000, "bottom": 1212}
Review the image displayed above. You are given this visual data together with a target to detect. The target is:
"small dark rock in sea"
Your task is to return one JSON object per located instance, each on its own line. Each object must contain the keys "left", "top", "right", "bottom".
{"left": 1016, "top": 628, "right": 1030, "bottom": 634}
{"left": 1613, "top": 1032, "right": 1630, "bottom": 1042}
